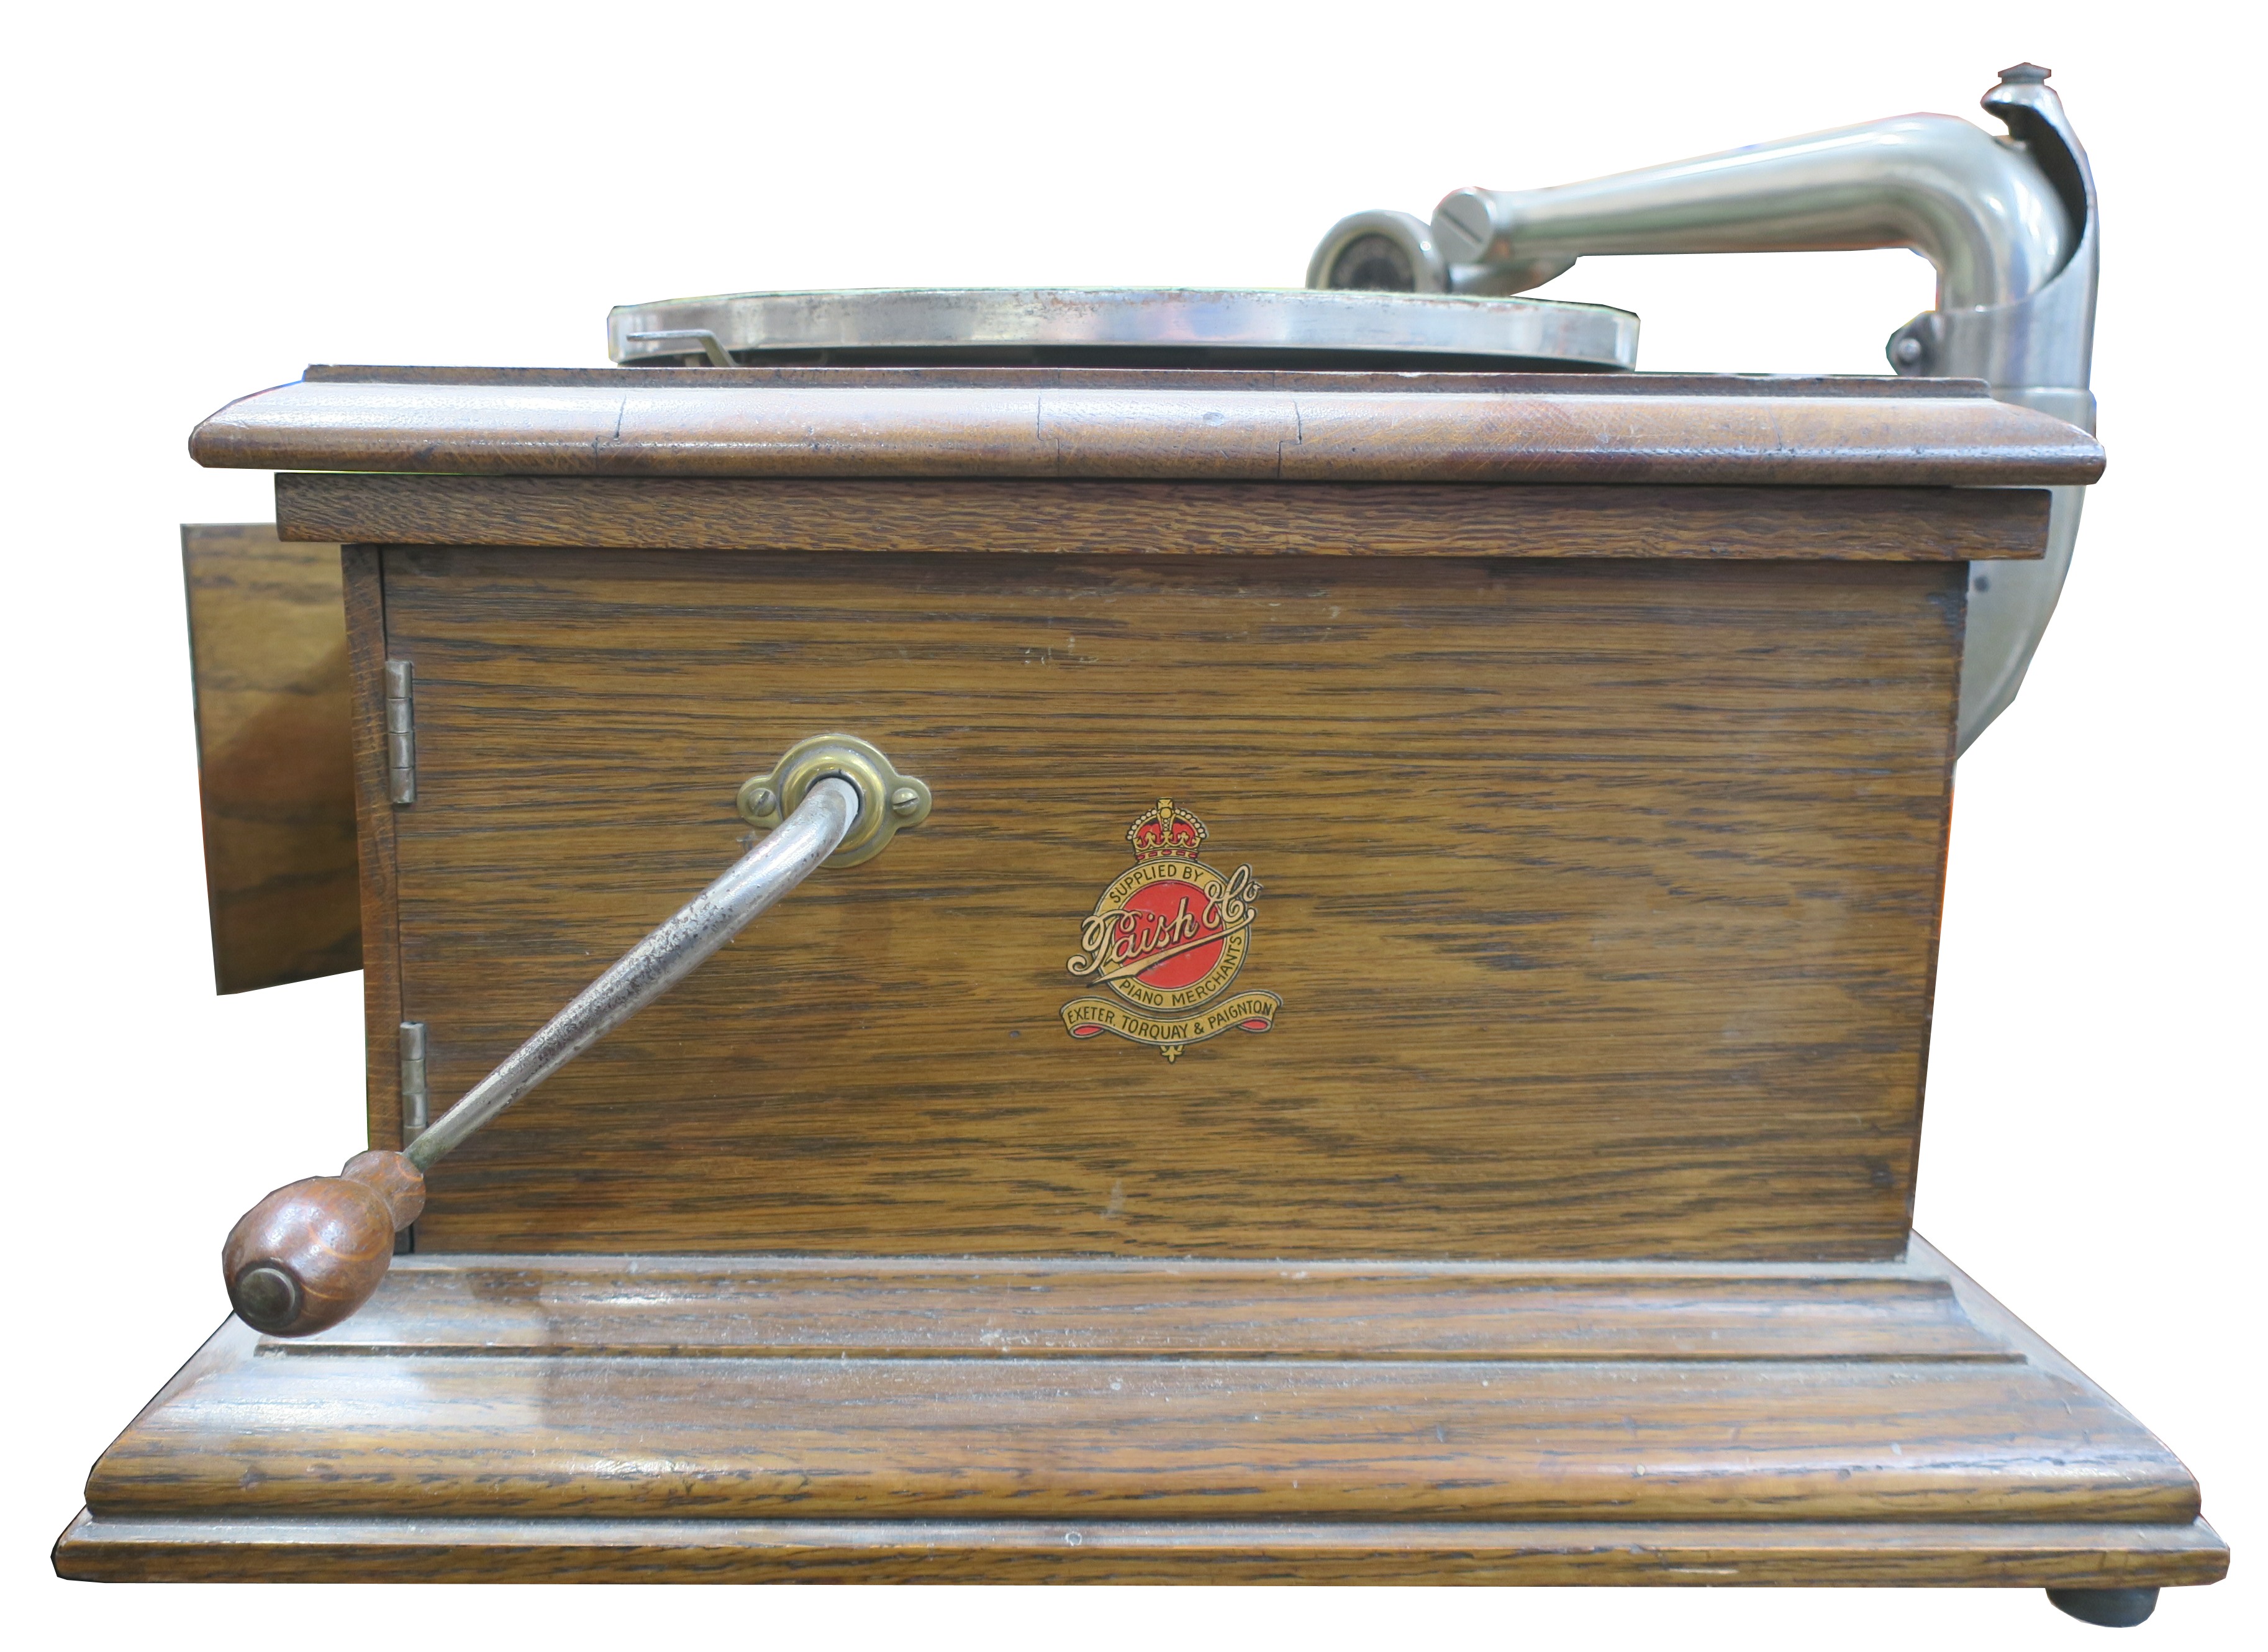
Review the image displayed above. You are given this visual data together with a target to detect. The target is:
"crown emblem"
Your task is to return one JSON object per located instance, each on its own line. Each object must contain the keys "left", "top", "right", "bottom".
{"left": 1127, "top": 798, "right": 1207, "bottom": 861}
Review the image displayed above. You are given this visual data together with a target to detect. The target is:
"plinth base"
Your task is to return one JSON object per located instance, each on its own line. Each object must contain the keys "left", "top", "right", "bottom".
{"left": 56, "top": 1237, "right": 2226, "bottom": 1591}
{"left": 55, "top": 1514, "right": 2225, "bottom": 1587}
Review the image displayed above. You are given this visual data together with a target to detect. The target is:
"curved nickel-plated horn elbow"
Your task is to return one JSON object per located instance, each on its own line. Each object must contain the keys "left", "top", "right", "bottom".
{"left": 1306, "top": 63, "right": 2100, "bottom": 751}
{"left": 1425, "top": 109, "right": 2074, "bottom": 312}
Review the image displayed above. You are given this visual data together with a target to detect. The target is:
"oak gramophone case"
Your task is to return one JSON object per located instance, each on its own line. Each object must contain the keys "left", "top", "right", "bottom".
{"left": 56, "top": 66, "right": 2223, "bottom": 1626}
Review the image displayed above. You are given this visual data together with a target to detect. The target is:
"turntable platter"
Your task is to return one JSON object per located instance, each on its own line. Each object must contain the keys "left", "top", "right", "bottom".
{"left": 607, "top": 286, "right": 1637, "bottom": 373}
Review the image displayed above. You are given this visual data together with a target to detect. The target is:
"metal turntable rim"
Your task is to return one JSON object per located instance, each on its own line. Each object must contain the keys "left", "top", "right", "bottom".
{"left": 606, "top": 286, "right": 1638, "bottom": 371}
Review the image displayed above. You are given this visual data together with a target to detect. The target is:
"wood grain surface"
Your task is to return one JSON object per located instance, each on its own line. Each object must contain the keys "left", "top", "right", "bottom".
{"left": 191, "top": 368, "right": 2104, "bottom": 486}
{"left": 180, "top": 525, "right": 358, "bottom": 992}
{"left": 113, "top": 366, "right": 2208, "bottom": 1595}
{"left": 283, "top": 1255, "right": 2015, "bottom": 1362}
{"left": 53, "top": 1511, "right": 2231, "bottom": 1587}
{"left": 276, "top": 474, "right": 2050, "bottom": 561}
{"left": 342, "top": 547, "right": 406, "bottom": 1150}
{"left": 374, "top": 545, "right": 1961, "bottom": 1259}
{"left": 66, "top": 1246, "right": 2213, "bottom": 1559}
{"left": 91, "top": 1353, "right": 2183, "bottom": 1523}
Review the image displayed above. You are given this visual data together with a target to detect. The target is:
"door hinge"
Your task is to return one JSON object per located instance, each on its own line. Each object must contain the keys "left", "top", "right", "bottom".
{"left": 384, "top": 658, "right": 415, "bottom": 804}
{"left": 399, "top": 1019, "right": 429, "bottom": 1143}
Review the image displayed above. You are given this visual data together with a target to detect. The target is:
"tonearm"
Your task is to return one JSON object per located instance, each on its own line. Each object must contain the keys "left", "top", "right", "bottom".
{"left": 1309, "top": 65, "right": 2098, "bottom": 752}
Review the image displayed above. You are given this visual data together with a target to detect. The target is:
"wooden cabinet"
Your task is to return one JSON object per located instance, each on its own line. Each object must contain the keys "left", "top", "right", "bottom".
{"left": 57, "top": 366, "right": 2224, "bottom": 1599}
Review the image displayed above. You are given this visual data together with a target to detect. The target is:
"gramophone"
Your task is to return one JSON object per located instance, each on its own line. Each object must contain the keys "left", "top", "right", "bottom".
{"left": 58, "top": 66, "right": 2221, "bottom": 1627}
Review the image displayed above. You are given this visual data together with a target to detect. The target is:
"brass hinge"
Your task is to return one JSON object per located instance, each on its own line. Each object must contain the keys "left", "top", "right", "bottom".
{"left": 399, "top": 1020, "right": 429, "bottom": 1144}
{"left": 383, "top": 658, "right": 415, "bottom": 804}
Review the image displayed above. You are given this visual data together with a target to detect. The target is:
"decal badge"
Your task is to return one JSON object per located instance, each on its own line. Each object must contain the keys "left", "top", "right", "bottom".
{"left": 1060, "top": 799, "right": 1281, "bottom": 1062}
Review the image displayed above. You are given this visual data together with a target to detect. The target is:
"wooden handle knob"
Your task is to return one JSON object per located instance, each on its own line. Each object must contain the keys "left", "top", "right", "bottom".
{"left": 222, "top": 1150, "right": 426, "bottom": 1337}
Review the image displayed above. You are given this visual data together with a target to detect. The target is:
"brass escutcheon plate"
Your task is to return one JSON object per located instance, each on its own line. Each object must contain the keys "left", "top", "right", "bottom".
{"left": 738, "top": 735, "right": 932, "bottom": 867}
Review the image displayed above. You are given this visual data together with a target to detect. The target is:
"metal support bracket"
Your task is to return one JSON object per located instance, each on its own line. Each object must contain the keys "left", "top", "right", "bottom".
{"left": 738, "top": 734, "right": 932, "bottom": 868}
{"left": 624, "top": 328, "right": 735, "bottom": 368}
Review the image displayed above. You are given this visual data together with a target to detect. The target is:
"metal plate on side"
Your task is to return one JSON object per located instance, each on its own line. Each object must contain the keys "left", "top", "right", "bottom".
{"left": 183, "top": 525, "right": 361, "bottom": 993}
{"left": 608, "top": 287, "right": 1638, "bottom": 371}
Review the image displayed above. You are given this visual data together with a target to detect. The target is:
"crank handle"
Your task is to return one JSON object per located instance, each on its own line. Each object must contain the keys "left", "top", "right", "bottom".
{"left": 220, "top": 735, "right": 929, "bottom": 1337}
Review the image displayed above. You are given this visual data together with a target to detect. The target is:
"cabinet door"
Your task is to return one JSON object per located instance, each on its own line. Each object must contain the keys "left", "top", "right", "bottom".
{"left": 183, "top": 524, "right": 360, "bottom": 993}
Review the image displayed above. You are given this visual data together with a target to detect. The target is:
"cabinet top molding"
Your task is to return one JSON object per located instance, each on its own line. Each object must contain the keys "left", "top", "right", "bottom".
{"left": 190, "top": 367, "right": 2103, "bottom": 489}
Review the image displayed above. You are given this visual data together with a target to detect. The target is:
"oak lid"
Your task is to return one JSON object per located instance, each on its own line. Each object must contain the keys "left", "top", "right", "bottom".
{"left": 191, "top": 366, "right": 2103, "bottom": 488}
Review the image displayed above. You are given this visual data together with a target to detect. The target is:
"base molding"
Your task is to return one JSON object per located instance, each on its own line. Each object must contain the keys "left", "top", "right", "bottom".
{"left": 55, "top": 1512, "right": 2228, "bottom": 1587}
{"left": 58, "top": 1237, "right": 2227, "bottom": 1590}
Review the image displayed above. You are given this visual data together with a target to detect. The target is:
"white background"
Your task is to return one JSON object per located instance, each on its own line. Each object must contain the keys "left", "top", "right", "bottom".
{"left": 2, "top": 1, "right": 2259, "bottom": 1645}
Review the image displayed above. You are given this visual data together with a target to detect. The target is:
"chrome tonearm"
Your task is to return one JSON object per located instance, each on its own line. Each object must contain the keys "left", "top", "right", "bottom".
{"left": 1311, "top": 65, "right": 2098, "bottom": 752}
